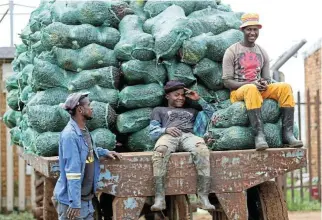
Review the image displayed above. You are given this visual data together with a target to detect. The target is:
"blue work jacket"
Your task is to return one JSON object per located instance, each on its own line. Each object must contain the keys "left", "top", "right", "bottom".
{"left": 53, "top": 119, "right": 109, "bottom": 208}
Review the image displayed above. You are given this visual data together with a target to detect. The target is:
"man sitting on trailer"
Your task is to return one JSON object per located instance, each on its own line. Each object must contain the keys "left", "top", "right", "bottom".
{"left": 149, "top": 80, "right": 216, "bottom": 211}
{"left": 222, "top": 13, "right": 303, "bottom": 151}
{"left": 52, "top": 92, "right": 122, "bottom": 220}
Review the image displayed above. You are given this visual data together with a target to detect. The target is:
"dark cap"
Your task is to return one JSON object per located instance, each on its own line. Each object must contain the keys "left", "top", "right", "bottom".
{"left": 164, "top": 80, "right": 185, "bottom": 94}
{"left": 60, "top": 92, "right": 90, "bottom": 111}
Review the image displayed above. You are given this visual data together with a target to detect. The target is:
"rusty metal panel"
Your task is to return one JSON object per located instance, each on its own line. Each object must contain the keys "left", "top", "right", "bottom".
{"left": 112, "top": 197, "right": 146, "bottom": 220}
{"left": 216, "top": 191, "right": 248, "bottom": 220}
{"left": 21, "top": 148, "right": 307, "bottom": 197}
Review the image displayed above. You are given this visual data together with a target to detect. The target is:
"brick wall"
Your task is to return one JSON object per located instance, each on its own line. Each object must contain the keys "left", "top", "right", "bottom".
{"left": 304, "top": 47, "right": 322, "bottom": 177}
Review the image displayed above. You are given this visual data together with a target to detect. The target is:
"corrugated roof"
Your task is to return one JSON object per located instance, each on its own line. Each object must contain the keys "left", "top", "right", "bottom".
{"left": 0, "top": 47, "right": 15, "bottom": 59}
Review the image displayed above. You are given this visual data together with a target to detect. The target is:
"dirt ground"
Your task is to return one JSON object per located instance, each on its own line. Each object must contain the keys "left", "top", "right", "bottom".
{"left": 193, "top": 211, "right": 321, "bottom": 220}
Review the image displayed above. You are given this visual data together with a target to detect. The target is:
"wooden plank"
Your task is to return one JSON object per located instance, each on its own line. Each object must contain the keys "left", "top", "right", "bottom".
{"left": 21, "top": 148, "right": 306, "bottom": 198}
{"left": 31, "top": 169, "right": 36, "bottom": 209}
{"left": 297, "top": 91, "right": 304, "bottom": 202}
{"left": 6, "top": 126, "right": 13, "bottom": 211}
{"left": 18, "top": 156, "right": 25, "bottom": 211}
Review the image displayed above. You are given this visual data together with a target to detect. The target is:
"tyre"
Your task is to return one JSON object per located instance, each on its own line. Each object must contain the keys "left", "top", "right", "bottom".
{"left": 248, "top": 181, "right": 289, "bottom": 220}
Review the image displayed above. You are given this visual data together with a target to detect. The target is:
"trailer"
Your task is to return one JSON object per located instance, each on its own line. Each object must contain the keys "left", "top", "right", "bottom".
{"left": 20, "top": 147, "right": 306, "bottom": 220}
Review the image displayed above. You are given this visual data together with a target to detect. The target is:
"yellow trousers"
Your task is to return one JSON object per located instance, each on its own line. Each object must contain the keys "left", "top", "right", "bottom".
{"left": 230, "top": 82, "right": 295, "bottom": 110}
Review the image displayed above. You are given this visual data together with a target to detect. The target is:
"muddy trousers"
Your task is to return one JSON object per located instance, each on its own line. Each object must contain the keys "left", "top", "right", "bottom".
{"left": 152, "top": 133, "right": 211, "bottom": 177}
{"left": 230, "top": 82, "right": 295, "bottom": 110}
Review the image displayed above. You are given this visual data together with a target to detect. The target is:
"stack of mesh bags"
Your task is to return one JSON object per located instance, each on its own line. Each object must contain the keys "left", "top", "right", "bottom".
{"left": 3, "top": 0, "right": 262, "bottom": 156}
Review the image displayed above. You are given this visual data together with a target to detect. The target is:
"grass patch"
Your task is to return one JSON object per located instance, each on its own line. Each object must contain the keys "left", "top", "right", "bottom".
{"left": 0, "top": 212, "right": 35, "bottom": 220}
{"left": 286, "top": 188, "right": 321, "bottom": 211}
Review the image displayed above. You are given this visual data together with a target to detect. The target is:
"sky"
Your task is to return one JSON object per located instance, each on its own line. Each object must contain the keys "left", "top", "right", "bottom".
{"left": 0, "top": 0, "right": 321, "bottom": 96}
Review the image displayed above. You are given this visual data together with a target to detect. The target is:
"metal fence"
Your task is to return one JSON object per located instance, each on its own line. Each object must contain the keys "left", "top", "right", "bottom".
{"left": 280, "top": 90, "right": 321, "bottom": 204}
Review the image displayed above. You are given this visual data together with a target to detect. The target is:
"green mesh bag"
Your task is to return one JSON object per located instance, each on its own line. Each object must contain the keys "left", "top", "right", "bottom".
{"left": 211, "top": 89, "right": 230, "bottom": 102}
{"left": 31, "top": 58, "right": 69, "bottom": 91}
{"left": 217, "top": 4, "right": 232, "bottom": 12}
{"left": 210, "top": 99, "right": 231, "bottom": 110}
{"left": 15, "top": 44, "right": 28, "bottom": 56}
{"left": 20, "top": 24, "right": 32, "bottom": 46}
{"left": 187, "top": 9, "right": 241, "bottom": 37}
{"left": 19, "top": 114, "right": 29, "bottom": 132}
{"left": 91, "top": 128, "right": 116, "bottom": 151}
{"left": 35, "top": 132, "right": 60, "bottom": 157}
{"left": 14, "top": 51, "right": 34, "bottom": 72}
{"left": 20, "top": 85, "right": 35, "bottom": 104}
{"left": 143, "top": 0, "right": 217, "bottom": 18}
{"left": 115, "top": 15, "right": 155, "bottom": 61}
{"left": 264, "top": 123, "right": 282, "bottom": 148}
{"left": 3, "top": 109, "right": 22, "bottom": 129}
{"left": 119, "top": 83, "right": 164, "bottom": 109}
{"left": 7, "top": 89, "right": 24, "bottom": 111}
{"left": 32, "top": 59, "right": 120, "bottom": 91}
{"left": 208, "top": 126, "right": 254, "bottom": 150}
{"left": 53, "top": 43, "right": 119, "bottom": 72}
{"left": 42, "top": 22, "right": 120, "bottom": 50}
{"left": 27, "top": 105, "right": 70, "bottom": 133}
{"left": 17, "top": 64, "right": 34, "bottom": 87}
{"left": 164, "top": 59, "right": 196, "bottom": 86}
{"left": 28, "top": 88, "right": 69, "bottom": 106}
{"left": 117, "top": 108, "right": 152, "bottom": 133}
{"left": 261, "top": 99, "right": 280, "bottom": 123}
{"left": 181, "top": 29, "right": 243, "bottom": 64}
{"left": 29, "top": 1, "right": 52, "bottom": 33}
{"left": 193, "top": 58, "right": 223, "bottom": 90}
{"left": 143, "top": 5, "right": 192, "bottom": 59}
{"left": 21, "top": 127, "right": 39, "bottom": 153}
{"left": 212, "top": 101, "right": 248, "bottom": 128}
{"left": 5, "top": 74, "right": 19, "bottom": 92}
{"left": 10, "top": 127, "right": 22, "bottom": 146}
{"left": 128, "top": 126, "right": 156, "bottom": 152}
{"left": 68, "top": 66, "right": 121, "bottom": 90}
{"left": 121, "top": 60, "right": 166, "bottom": 85}
{"left": 51, "top": 1, "right": 133, "bottom": 27}
{"left": 87, "top": 102, "right": 116, "bottom": 131}
{"left": 189, "top": 83, "right": 215, "bottom": 103}
{"left": 80, "top": 86, "right": 119, "bottom": 107}
{"left": 129, "top": 0, "right": 147, "bottom": 22}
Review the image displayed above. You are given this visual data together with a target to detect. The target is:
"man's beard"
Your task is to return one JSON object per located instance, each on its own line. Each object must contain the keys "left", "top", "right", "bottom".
{"left": 84, "top": 115, "right": 93, "bottom": 120}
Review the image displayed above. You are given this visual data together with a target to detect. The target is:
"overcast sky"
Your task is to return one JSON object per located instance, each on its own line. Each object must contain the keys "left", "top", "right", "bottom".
{"left": 0, "top": 0, "right": 321, "bottom": 94}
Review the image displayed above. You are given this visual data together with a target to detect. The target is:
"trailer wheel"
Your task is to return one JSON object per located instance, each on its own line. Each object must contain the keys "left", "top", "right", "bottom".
{"left": 248, "top": 181, "right": 289, "bottom": 220}
{"left": 167, "top": 195, "right": 192, "bottom": 220}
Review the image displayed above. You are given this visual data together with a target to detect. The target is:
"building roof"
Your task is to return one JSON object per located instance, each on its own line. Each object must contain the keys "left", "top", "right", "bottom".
{"left": 302, "top": 38, "right": 322, "bottom": 59}
{"left": 0, "top": 47, "right": 15, "bottom": 59}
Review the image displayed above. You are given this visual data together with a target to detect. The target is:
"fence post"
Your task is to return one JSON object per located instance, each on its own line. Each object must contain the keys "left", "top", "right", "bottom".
{"left": 306, "top": 90, "right": 312, "bottom": 201}
{"left": 315, "top": 90, "right": 321, "bottom": 202}
{"left": 297, "top": 91, "right": 304, "bottom": 202}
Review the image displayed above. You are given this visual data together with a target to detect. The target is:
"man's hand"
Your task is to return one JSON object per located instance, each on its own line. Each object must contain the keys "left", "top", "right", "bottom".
{"left": 165, "top": 127, "right": 182, "bottom": 137}
{"left": 251, "top": 80, "right": 267, "bottom": 91}
{"left": 66, "top": 207, "right": 80, "bottom": 220}
{"left": 184, "top": 88, "right": 200, "bottom": 101}
{"left": 106, "top": 151, "right": 122, "bottom": 160}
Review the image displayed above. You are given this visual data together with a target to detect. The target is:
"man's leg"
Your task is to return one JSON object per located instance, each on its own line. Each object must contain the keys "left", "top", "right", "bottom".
{"left": 261, "top": 83, "right": 303, "bottom": 147}
{"left": 80, "top": 200, "right": 95, "bottom": 220}
{"left": 230, "top": 84, "right": 268, "bottom": 150}
{"left": 56, "top": 202, "right": 69, "bottom": 220}
{"left": 181, "top": 133, "right": 215, "bottom": 210}
{"left": 151, "top": 134, "right": 178, "bottom": 211}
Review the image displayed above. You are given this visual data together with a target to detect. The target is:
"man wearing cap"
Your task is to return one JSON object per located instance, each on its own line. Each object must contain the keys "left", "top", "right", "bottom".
{"left": 149, "top": 80, "right": 216, "bottom": 211}
{"left": 222, "top": 13, "right": 303, "bottom": 151}
{"left": 52, "top": 92, "right": 122, "bottom": 220}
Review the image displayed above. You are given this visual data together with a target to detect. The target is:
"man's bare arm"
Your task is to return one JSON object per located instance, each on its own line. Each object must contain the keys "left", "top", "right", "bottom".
{"left": 223, "top": 79, "right": 266, "bottom": 91}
